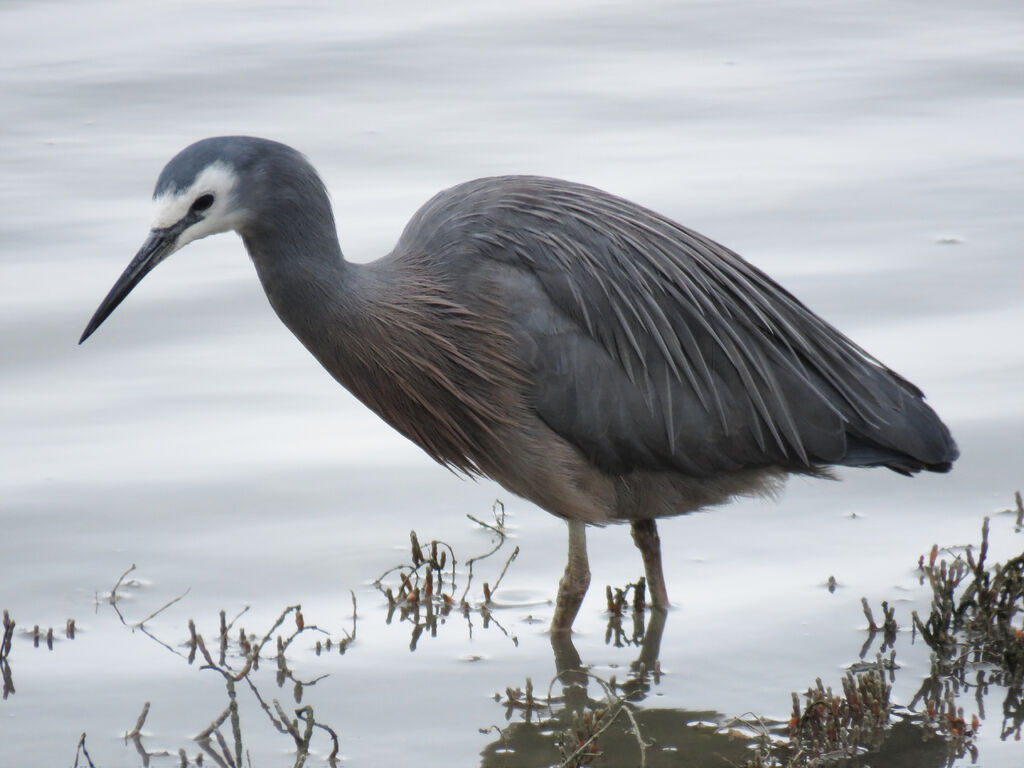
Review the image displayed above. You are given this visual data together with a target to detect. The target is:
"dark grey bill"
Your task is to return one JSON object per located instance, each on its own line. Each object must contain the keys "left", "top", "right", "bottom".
{"left": 79, "top": 227, "right": 181, "bottom": 344}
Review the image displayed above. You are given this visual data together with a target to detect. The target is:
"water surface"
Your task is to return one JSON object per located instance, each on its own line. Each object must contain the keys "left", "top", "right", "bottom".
{"left": 2, "top": 1, "right": 1023, "bottom": 765}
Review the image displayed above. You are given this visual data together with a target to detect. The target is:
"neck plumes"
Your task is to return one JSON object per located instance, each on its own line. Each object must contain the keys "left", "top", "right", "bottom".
{"left": 243, "top": 214, "right": 522, "bottom": 475}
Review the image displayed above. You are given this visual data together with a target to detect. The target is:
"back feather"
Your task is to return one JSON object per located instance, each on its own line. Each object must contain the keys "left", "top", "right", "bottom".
{"left": 399, "top": 176, "right": 959, "bottom": 478}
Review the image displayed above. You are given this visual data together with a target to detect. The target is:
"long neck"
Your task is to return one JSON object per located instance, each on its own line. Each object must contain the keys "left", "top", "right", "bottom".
{"left": 240, "top": 212, "right": 521, "bottom": 475}
{"left": 242, "top": 201, "right": 352, "bottom": 348}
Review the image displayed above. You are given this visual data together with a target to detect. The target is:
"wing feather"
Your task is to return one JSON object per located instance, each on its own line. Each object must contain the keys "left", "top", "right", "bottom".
{"left": 398, "top": 175, "right": 959, "bottom": 477}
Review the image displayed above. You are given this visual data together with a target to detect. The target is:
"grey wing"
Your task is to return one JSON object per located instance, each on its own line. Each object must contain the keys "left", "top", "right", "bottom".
{"left": 411, "top": 176, "right": 959, "bottom": 477}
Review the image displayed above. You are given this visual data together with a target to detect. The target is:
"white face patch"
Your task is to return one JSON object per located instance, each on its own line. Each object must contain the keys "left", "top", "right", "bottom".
{"left": 150, "top": 161, "right": 248, "bottom": 251}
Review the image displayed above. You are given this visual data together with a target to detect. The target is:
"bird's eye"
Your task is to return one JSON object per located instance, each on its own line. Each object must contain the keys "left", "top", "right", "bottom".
{"left": 191, "top": 194, "right": 215, "bottom": 213}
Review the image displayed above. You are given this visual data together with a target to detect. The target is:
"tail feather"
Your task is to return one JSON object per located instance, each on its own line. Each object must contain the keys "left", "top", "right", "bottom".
{"left": 837, "top": 389, "right": 959, "bottom": 475}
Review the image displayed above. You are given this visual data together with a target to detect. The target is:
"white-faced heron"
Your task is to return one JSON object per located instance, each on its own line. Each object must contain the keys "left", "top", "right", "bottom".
{"left": 80, "top": 137, "right": 959, "bottom": 631}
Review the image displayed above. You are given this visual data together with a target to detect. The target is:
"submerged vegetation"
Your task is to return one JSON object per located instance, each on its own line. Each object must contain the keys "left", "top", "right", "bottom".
{"left": 64, "top": 502, "right": 526, "bottom": 767}
{"left": 481, "top": 495, "right": 1024, "bottom": 768}
{"left": 82, "top": 574, "right": 355, "bottom": 768}
{"left": 372, "top": 500, "right": 522, "bottom": 650}
{"left": 1, "top": 608, "right": 76, "bottom": 701}
{"left": 727, "top": 496, "right": 1024, "bottom": 767}
{"left": 6, "top": 495, "right": 1024, "bottom": 766}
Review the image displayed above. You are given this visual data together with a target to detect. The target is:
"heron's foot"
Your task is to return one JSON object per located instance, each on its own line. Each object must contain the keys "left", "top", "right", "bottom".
{"left": 646, "top": 575, "right": 670, "bottom": 611}
{"left": 631, "top": 519, "right": 670, "bottom": 609}
{"left": 551, "top": 570, "right": 591, "bottom": 633}
{"left": 552, "top": 520, "right": 591, "bottom": 633}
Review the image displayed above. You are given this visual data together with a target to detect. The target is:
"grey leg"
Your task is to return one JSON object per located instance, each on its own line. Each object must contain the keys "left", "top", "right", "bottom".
{"left": 551, "top": 520, "right": 590, "bottom": 633}
{"left": 630, "top": 518, "right": 670, "bottom": 609}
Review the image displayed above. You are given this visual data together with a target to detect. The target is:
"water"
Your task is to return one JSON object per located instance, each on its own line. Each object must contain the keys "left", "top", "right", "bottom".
{"left": 2, "top": 1, "right": 1022, "bottom": 765}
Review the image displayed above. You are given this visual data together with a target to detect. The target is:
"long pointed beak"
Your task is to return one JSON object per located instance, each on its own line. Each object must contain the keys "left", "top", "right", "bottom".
{"left": 79, "top": 228, "right": 180, "bottom": 344}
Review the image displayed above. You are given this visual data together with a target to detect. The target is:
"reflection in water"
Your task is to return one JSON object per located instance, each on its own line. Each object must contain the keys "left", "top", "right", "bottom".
{"left": 484, "top": 609, "right": 757, "bottom": 767}
{"left": 905, "top": 513, "right": 1024, "bottom": 750}
{"left": 373, "top": 502, "right": 528, "bottom": 651}
{"left": 1, "top": 610, "right": 15, "bottom": 699}
{"left": 480, "top": 608, "right": 963, "bottom": 768}
{"left": 475, "top": 510, "right": 1023, "bottom": 767}
{"left": 1, "top": 608, "right": 78, "bottom": 701}
{"left": 24, "top": 505, "right": 1024, "bottom": 767}
{"left": 133, "top": 600, "right": 347, "bottom": 768}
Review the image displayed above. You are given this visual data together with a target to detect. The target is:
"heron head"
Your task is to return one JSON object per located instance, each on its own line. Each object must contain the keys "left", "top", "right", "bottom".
{"left": 77, "top": 137, "right": 299, "bottom": 344}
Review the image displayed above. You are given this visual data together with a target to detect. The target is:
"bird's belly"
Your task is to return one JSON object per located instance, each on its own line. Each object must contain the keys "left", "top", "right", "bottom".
{"left": 479, "top": 412, "right": 791, "bottom": 526}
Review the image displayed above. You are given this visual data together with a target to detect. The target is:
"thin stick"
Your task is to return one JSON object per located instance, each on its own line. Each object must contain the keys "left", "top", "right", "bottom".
{"left": 213, "top": 728, "right": 237, "bottom": 768}
{"left": 861, "top": 597, "right": 878, "bottom": 632}
{"left": 136, "top": 588, "right": 191, "bottom": 627}
{"left": 243, "top": 675, "right": 291, "bottom": 735}
{"left": 225, "top": 606, "right": 250, "bottom": 632}
{"left": 292, "top": 705, "right": 315, "bottom": 768}
{"left": 74, "top": 733, "right": 97, "bottom": 768}
{"left": 110, "top": 564, "right": 137, "bottom": 604}
{"left": 487, "top": 545, "right": 520, "bottom": 600}
{"left": 109, "top": 564, "right": 137, "bottom": 625}
{"left": 196, "top": 737, "right": 233, "bottom": 768}
{"left": 128, "top": 701, "right": 150, "bottom": 738}
{"left": 258, "top": 606, "right": 300, "bottom": 651}
{"left": 196, "top": 634, "right": 217, "bottom": 667}
{"left": 139, "top": 623, "right": 188, "bottom": 662}
{"left": 296, "top": 707, "right": 341, "bottom": 761}
{"left": 477, "top": 605, "right": 518, "bottom": 645}
{"left": 225, "top": 676, "right": 243, "bottom": 768}
{"left": 274, "top": 699, "right": 301, "bottom": 739}
{"left": 1, "top": 610, "right": 14, "bottom": 658}
{"left": 467, "top": 513, "right": 505, "bottom": 537}
{"left": 195, "top": 706, "right": 232, "bottom": 741}
{"left": 459, "top": 512, "right": 513, "bottom": 604}
{"left": 341, "top": 590, "right": 357, "bottom": 643}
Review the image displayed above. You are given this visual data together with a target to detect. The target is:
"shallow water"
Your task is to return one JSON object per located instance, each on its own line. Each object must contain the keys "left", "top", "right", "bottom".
{"left": 2, "top": 1, "right": 1023, "bottom": 765}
